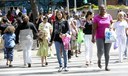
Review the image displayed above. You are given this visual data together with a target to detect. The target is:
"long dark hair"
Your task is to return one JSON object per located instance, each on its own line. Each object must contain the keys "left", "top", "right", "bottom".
{"left": 55, "top": 11, "right": 64, "bottom": 21}
{"left": 86, "top": 11, "right": 93, "bottom": 18}
{"left": 64, "top": 11, "right": 69, "bottom": 20}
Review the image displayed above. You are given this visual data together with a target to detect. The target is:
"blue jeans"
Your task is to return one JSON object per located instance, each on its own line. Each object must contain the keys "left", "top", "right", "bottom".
{"left": 5, "top": 48, "right": 14, "bottom": 61}
{"left": 54, "top": 41, "right": 68, "bottom": 68}
{"left": 124, "top": 36, "right": 128, "bottom": 57}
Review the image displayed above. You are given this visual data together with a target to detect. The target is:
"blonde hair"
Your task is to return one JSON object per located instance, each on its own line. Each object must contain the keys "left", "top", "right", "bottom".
{"left": 22, "top": 15, "right": 29, "bottom": 22}
{"left": 38, "top": 30, "right": 48, "bottom": 42}
{"left": 117, "top": 12, "right": 125, "bottom": 21}
{"left": 4, "top": 25, "right": 15, "bottom": 33}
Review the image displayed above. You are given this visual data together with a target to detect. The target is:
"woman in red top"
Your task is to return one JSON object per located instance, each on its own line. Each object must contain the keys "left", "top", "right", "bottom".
{"left": 6, "top": 11, "right": 14, "bottom": 23}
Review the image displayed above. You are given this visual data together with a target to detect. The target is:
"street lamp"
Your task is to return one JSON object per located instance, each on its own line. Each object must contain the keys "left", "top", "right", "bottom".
{"left": 98, "top": 0, "right": 107, "bottom": 6}
{"left": 74, "top": 0, "right": 77, "bottom": 13}
{"left": 88, "top": 3, "right": 92, "bottom": 11}
{"left": 66, "top": 0, "right": 70, "bottom": 16}
{"left": 104, "top": 0, "right": 106, "bottom": 6}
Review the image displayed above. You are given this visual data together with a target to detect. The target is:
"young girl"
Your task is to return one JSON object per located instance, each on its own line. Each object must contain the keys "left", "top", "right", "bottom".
{"left": 37, "top": 16, "right": 52, "bottom": 67}
{"left": 37, "top": 29, "right": 48, "bottom": 67}
{"left": 2, "top": 25, "right": 16, "bottom": 67}
{"left": 113, "top": 12, "right": 128, "bottom": 62}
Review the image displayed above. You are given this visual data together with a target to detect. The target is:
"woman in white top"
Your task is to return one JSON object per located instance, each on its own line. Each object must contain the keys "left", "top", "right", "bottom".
{"left": 113, "top": 12, "right": 128, "bottom": 62}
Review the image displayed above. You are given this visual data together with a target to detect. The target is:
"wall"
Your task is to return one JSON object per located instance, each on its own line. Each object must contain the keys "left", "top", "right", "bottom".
{"left": 107, "top": 0, "right": 118, "bottom": 5}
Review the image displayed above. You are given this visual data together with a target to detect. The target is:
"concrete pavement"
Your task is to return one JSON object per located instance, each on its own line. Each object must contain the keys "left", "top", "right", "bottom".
{"left": 0, "top": 43, "right": 128, "bottom": 76}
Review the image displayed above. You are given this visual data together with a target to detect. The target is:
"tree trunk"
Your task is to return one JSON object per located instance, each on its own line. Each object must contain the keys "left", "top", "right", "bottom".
{"left": 29, "top": 0, "right": 39, "bottom": 23}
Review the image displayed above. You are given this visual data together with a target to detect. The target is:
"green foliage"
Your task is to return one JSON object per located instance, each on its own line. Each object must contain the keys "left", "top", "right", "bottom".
{"left": 107, "top": 5, "right": 128, "bottom": 9}
{"left": 117, "top": 5, "right": 127, "bottom": 9}
{"left": 107, "top": 5, "right": 117, "bottom": 9}
{"left": 69, "top": 4, "right": 98, "bottom": 11}
{"left": 92, "top": 4, "right": 98, "bottom": 10}
{"left": 69, "top": 4, "right": 128, "bottom": 11}
{"left": 92, "top": 4, "right": 98, "bottom": 8}
{"left": 93, "top": 5, "right": 128, "bottom": 10}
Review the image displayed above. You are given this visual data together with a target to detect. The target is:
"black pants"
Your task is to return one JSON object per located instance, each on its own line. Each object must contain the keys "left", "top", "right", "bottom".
{"left": 68, "top": 50, "right": 72, "bottom": 59}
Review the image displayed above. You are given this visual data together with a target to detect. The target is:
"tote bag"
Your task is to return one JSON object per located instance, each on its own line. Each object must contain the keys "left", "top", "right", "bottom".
{"left": 105, "top": 28, "right": 116, "bottom": 43}
{"left": 77, "top": 29, "right": 84, "bottom": 43}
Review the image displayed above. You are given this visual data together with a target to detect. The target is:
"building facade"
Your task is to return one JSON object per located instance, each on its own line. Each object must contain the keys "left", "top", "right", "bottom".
{"left": 107, "top": 0, "right": 128, "bottom": 5}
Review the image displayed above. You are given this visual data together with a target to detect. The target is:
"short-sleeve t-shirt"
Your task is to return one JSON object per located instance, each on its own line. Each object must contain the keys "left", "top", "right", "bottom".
{"left": 113, "top": 20, "right": 128, "bottom": 37}
{"left": 38, "top": 22, "right": 52, "bottom": 39}
{"left": 93, "top": 14, "right": 113, "bottom": 39}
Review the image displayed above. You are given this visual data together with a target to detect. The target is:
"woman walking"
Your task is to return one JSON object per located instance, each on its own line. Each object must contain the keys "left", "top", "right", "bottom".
{"left": 83, "top": 11, "right": 94, "bottom": 66}
{"left": 16, "top": 15, "right": 38, "bottom": 67}
{"left": 92, "top": 4, "right": 113, "bottom": 71}
{"left": 50, "top": 11, "right": 70, "bottom": 72}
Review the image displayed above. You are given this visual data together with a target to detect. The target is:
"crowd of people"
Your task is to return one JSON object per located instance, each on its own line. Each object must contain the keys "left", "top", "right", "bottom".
{"left": 0, "top": 4, "right": 128, "bottom": 72}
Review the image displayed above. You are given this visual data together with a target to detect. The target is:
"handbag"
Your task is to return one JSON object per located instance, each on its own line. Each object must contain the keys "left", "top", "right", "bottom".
{"left": 61, "top": 34, "right": 71, "bottom": 50}
{"left": 77, "top": 29, "right": 84, "bottom": 43}
{"left": 114, "top": 41, "right": 118, "bottom": 49}
{"left": 105, "top": 28, "right": 116, "bottom": 43}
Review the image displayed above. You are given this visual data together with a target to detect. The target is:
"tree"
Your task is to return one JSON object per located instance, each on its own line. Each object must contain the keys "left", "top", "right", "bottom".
{"left": 29, "top": 0, "right": 39, "bottom": 23}
{"left": 87, "top": 0, "right": 98, "bottom": 5}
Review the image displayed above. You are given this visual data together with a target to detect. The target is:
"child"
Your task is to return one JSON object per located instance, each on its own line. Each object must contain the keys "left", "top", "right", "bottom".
{"left": 113, "top": 12, "right": 128, "bottom": 62}
{"left": 37, "top": 30, "right": 48, "bottom": 67}
{"left": 70, "top": 20, "right": 78, "bottom": 57}
{"left": 2, "top": 25, "right": 16, "bottom": 67}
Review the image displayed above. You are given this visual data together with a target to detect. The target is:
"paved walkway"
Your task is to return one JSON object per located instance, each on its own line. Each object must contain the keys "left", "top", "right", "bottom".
{"left": 0, "top": 43, "right": 128, "bottom": 76}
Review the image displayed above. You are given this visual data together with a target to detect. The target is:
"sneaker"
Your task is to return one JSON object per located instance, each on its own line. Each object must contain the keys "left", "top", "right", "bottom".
{"left": 98, "top": 60, "right": 102, "bottom": 69}
{"left": 42, "top": 65, "right": 45, "bottom": 67}
{"left": 6, "top": 62, "right": 8, "bottom": 66}
{"left": 119, "top": 59, "right": 123, "bottom": 63}
{"left": 85, "top": 63, "right": 89, "bottom": 67}
{"left": 90, "top": 61, "right": 93, "bottom": 65}
{"left": 85, "top": 61, "right": 89, "bottom": 67}
{"left": 63, "top": 67, "right": 69, "bottom": 71}
{"left": 105, "top": 68, "right": 110, "bottom": 71}
{"left": 28, "top": 63, "right": 31, "bottom": 67}
{"left": 58, "top": 67, "right": 63, "bottom": 72}
{"left": 45, "top": 62, "right": 48, "bottom": 65}
{"left": 9, "top": 65, "right": 13, "bottom": 67}
{"left": 75, "top": 55, "right": 78, "bottom": 57}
